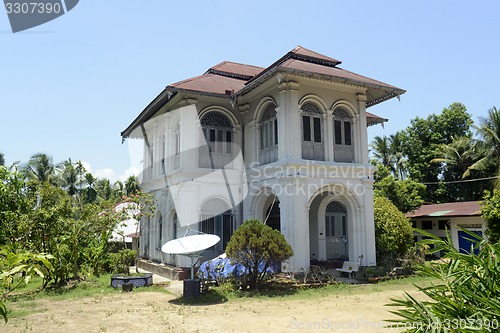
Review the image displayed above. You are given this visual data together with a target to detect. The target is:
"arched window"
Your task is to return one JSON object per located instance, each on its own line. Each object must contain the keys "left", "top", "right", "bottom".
{"left": 200, "top": 198, "right": 234, "bottom": 252}
{"left": 199, "top": 112, "right": 233, "bottom": 168}
{"left": 301, "top": 102, "right": 324, "bottom": 160}
{"left": 259, "top": 103, "right": 278, "bottom": 164}
{"left": 333, "top": 108, "right": 354, "bottom": 163}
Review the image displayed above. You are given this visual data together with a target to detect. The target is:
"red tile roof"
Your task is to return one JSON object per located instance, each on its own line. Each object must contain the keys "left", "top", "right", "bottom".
{"left": 406, "top": 201, "right": 482, "bottom": 218}
{"left": 122, "top": 46, "right": 405, "bottom": 138}
{"left": 366, "top": 112, "right": 388, "bottom": 126}
{"left": 168, "top": 73, "right": 247, "bottom": 96}
{"left": 207, "top": 61, "right": 264, "bottom": 79}
{"left": 289, "top": 45, "right": 342, "bottom": 66}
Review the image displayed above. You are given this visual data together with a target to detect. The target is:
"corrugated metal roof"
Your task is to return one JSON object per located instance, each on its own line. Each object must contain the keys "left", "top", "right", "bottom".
{"left": 406, "top": 201, "right": 482, "bottom": 218}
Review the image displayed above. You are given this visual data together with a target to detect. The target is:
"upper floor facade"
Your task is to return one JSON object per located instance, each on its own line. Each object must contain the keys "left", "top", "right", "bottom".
{"left": 122, "top": 46, "right": 405, "bottom": 186}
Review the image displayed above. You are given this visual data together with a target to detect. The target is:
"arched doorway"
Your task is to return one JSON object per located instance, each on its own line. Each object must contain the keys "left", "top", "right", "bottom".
{"left": 199, "top": 198, "right": 234, "bottom": 252}
{"left": 325, "top": 201, "right": 348, "bottom": 260}
{"left": 265, "top": 200, "right": 280, "bottom": 232}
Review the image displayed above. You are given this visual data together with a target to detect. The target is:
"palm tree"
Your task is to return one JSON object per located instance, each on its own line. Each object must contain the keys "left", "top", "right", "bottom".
{"left": 96, "top": 178, "right": 112, "bottom": 201}
{"left": 59, "top": 159, "right": 80, "bottom": 196}
{"left": 112, "top": 181, "right": 126, "bottom": 199}
{"left": 125, "top": 175, "right": 140, "bottom": 196}
{"left": 469, "top": 106, "right": 500, "bottom": 187}
{"left": 370, "top": 135, "right": 395, "bottom": 172}
{"left": 23, "top": 153, "right": 58, "bottom": 184}
{"left": 431, "top": 136, "right": 478, "bottom": 178}
{"left": 83, "top": 173, "right": 97, "bottom": 203}
{"left": 389, "top": 132, "right": 408, "bottom": 179}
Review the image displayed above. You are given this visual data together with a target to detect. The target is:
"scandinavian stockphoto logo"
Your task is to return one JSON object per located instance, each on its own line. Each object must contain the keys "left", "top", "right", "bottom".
{"left": 4, "top": 0, "right": 79, "bottom": 33}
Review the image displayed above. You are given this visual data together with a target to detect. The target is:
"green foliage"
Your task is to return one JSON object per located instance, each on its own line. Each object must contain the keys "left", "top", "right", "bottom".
{"left": 373, "top": 196, "right": 414, "bottom": 260}
{"left": 108, "top": 249, "right": 137, "bottom": 275}
{"left": 0, "top": 166, "right": 31, "bottom": 245}
{"left": 471, "top": 106, "right": 500, "bottom": 188}
{"left": 374, "top": 165, "right": 426, "bottom": 213}
{"left": 0, "top": 248, "right": 54, "bottom": 323}
{"left": 481, "top": 189, "right": 500, "bottom": 244}
{"left": 387, "top": 230, "right": 500, "bottom": 332}
{"left": 402, "top": 102, "right": 474, "bottom": 202}
{"left": 226, "top": 219, "right": 293, "bottom": 289}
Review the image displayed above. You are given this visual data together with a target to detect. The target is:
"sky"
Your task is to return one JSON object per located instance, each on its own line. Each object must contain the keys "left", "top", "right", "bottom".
{"left": 1, "top": 1, "right": 499, "bottom": 182}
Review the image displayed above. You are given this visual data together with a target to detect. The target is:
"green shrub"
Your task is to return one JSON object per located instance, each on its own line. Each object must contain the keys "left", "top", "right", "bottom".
{"left": 226, "top": 219, "right": 293, "bottom": 289}
{"left": 108, "top": 249, "right": 137, "bottom": 275}
{"left": 374, "top": 196, "right": 414, "bottom": 262}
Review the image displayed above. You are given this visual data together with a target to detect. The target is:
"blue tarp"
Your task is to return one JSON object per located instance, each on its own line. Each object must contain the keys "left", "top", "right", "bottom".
{"left": 197, "top": 256, "right": 279, "bottom": 282}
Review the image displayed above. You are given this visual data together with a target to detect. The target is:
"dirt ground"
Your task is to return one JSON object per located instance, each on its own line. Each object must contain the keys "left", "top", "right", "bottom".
{"left": 3, "top": 283, "right": 419, "bottom": 333}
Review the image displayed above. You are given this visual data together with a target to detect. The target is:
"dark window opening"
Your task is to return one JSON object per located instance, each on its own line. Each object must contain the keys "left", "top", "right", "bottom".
{"left": 303, "top": 116, "right": 311, "bottom": 142}
{"left": 422, "top": 220, "right": 433, "bottom": 230}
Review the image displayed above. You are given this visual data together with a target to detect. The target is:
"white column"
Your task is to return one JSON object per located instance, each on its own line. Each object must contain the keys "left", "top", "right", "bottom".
{"left": 278, "top": 180, "right": 310, "bottom": 272}
{"left": 362, "top": 178, "right": 376, "bottom": 266}
{"left": 325, "top": 110, "right": 334, "bottom": 161}
{"left": 357, "top": 94, "right": 369, "bottom": 164}
{"left": 278, "top": 81, "right": 301, "bottom": 160}
{"left": 179, "top": 100, "right": 199, "bottom": 171}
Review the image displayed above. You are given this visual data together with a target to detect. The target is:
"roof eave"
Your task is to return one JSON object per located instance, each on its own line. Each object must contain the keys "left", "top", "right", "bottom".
{"left": 239, "top": 67, "right": 406, "bottom": 106}
{"left": 121, "top": 89, "right": 175, "bottom": 140}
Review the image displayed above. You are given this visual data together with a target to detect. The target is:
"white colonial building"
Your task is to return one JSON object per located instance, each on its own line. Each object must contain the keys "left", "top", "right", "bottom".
{"left": 121, "top": 46, "right": 405, "bottom": 274}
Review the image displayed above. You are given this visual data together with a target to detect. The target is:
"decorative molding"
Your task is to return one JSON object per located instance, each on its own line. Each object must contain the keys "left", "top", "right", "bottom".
{"left": 356, "top": 93, "right": 367, "bottom": 103}
{"left": 278, "top": 80, "right": 300, "bottom": 92}
{"left": 239, "top": 103, "right": 250, "bottom": 113}
{"left": 179, "top": 98, "right": 198, "bottom": 107}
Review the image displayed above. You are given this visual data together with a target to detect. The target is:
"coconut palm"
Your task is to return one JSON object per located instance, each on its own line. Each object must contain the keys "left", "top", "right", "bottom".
{"left": 469, "top": 106, "right": 500, "bottom": 187}
{"left": 23, "top": 153, "right": 58, "bottom": 184}
{"left": 83, "top": 173, "right": 97, "bottom": 203}
{"left": 370, "top": 135, "right": 395, "bottom": 172}
{"left": 390, "top": 132, "right": 408, "bottom": 179}
{"left": 125, "top": 175, "right": 140, "bottom": 196}
{"left": 112, "top": 180, "right": 126, "bottom": 199}
{"left": 96, "top": 178, "right": 112, "bottom": 201}
{"left": 431, "top": 136, "right": 479, "bottom": 178}
{"left": 370, "top": 134, "right": 408, "bottom": 179}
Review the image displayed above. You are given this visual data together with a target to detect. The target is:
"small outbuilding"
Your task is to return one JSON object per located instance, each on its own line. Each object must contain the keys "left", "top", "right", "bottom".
{"left": 406, "top": 201, "right": 486, "bottom": 255}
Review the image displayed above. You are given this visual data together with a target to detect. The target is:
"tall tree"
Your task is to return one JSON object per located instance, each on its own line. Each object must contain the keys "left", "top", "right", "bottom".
{"left": 370, "top": 133, "right": 409, "bottom": 179}
{"left": 0, "top": 152, "right": 5, "bottom": 166}
{"left": 96, "top": 178, "right": 113, "bottom": 201}
{"left": 125, "top": 175, "right": 140, "bottom": 196}
{"left": 402, "top": 102, "right": 473, "bottom": 202}
{"left": 469, "top": 106, "right": 500, "bottom": 188}
{"left": 370, "top": 135, "right": 395, "bottom": 173}
{"left": 23, "top": 153, "right": 58, "bottom": 184}
{"left": 83, "top": 173, "right": 97, "bottom": 203}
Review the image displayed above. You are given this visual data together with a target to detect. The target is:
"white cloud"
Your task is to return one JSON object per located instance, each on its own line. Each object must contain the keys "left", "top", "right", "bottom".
{"left": 81, "top": 161, "right": 140, "bottom": 184}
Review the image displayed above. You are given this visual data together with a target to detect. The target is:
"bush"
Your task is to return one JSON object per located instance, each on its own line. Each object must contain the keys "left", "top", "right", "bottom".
{"left": 225, "top": 219, "right": 293, "bottom": 289}
{"left": 387, "top": 230, "right": 500, "bottom": 332}
{"left": 481, "top": 189, "right": 500, "bottom": 244}
{"left": 374, "top": 196, "right": 414, "bottom": 262}
{"left": 108, "top": 249, "right": 137, "bottom": 275}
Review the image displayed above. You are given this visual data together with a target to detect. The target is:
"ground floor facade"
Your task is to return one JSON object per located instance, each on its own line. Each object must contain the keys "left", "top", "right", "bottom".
{"left": 138, "top": 162, "right": 377, "bottom": 271}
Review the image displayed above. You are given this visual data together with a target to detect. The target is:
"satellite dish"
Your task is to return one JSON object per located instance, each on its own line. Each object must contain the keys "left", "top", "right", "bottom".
{"left": 161, "top": 234, "right": 220, "bottom": 255}
{"left": 161, "top": 234, "right": 220, "bottom": 280}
